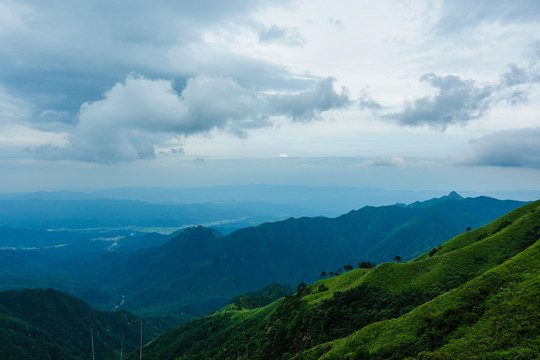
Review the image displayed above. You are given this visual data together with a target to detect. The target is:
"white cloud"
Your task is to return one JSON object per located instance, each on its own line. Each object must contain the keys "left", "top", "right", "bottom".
{"left": 1, "top": 0, "right": 540, "bottom": 191}
{"left": 384, "top": 73, "right": 493, "bottom": 128}
{"left": 436, "top": 0, "right": 540, "bottom": 34}
{"left": 381, "top": 53, "right": 540, "bottom": 129}
{"left": 0, "top": 87, "right": 32, "bottom": 124}
{"left": 35, "top": 73, "right": 350, "bottom": 163}
{"left": 0, "top": 0, "right": 303, "bottom": 121}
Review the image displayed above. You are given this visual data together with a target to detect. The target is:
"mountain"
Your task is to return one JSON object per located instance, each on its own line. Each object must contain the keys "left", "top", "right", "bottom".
{"left": 85, "top": 193, "right": 525, "bottom": 318}
{"left": 130, "top": 199, "right": 540, "bottom": 360}
{"left": 405, "top": 190, "right": 463, "bottom": 208}
{"left": 229, "top": 282, "right": 293, "bottom": 310}
{"left": 0, "top": 288, "right": 164, "bottom": 360}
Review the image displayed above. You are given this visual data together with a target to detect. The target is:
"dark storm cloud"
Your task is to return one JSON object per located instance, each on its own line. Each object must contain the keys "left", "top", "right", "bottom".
{"left": 463, "top": 128, "right": 540, "bottom": 169}
{"left": 34, "top": 74, "right": 351, "bottom": 164}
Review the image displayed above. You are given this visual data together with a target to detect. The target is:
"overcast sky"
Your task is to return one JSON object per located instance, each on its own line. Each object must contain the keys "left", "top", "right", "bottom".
{"left": 1, "top": 0, "right": 539, "bottom": 193}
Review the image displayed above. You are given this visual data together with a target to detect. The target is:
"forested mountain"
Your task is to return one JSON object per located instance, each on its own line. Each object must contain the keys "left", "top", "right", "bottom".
{"left": 130, "top": 199, "right": 540, "bottom": 360}
{"left": 85, "top": 193, "right": 525, "bottom": 318}
{"left": 0, "top": 288, "right": 163, "bottom": 360}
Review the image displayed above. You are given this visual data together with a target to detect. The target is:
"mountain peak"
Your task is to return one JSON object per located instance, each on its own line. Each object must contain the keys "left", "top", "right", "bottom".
{"left": 447, "top": 191, "right": 463, "bottom": 200}
{"left": 406, "top": 191, "right": 464, "bottom": 209}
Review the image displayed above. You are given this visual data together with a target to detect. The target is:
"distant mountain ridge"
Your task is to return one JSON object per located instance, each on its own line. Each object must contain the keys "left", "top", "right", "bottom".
{"left": 85, "top": 192, "right": 526, "bottom": 318}
{"left": 131, "top": 199, "right": 540, "bottom": 360}
{"left": 405, "top": 190, "right": 463, "bottom": 208}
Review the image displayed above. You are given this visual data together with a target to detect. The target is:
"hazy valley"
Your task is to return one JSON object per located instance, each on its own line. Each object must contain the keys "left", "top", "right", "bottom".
{"left": 0, "top": 187, "right": 538, "bottom": 359}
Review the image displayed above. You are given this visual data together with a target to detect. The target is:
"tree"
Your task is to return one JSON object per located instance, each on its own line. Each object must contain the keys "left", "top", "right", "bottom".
{"left": 393, "top": 256, "right": 402, "bottom": 263}
{"left": 320, "top": 271, "right": 328, "bottom": 278}
{"left": 296, "top": 282, "right": 307, "bottom": 294}
{"left": 343, "top": 264, "right": 353, "bottom": 272}
{"left": 357, "top": 261, "right": 375, "bottom": 269}
{"left": 318, "top": 284, "right": 329, "bottom": 292}
{"left": 466, "top": 227, "right": 472, "bottom": 231}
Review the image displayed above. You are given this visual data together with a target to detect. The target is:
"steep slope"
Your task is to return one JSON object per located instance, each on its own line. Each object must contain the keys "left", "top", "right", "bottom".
{"left": 89, "top": 226, "right": 226, "bottom": 317}
{"left": 0, "top": 288, "right": 163, "bottom": 360}
{"left": 87, "top": 194, "right": 525, "bottom": 318}
{"left": 134, "top": 199, "right": 539, "bottom": 360}
{"left": 126, "top": 283, "right": 292, "bottom": 360}
{"left": 302, "top": 242, "right": 540, "bottom": 359}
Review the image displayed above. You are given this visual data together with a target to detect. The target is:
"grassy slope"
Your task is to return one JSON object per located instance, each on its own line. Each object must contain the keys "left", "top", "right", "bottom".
{"left": 302, "top": 240, "right": 539, "bottom": 360}
{"left": 299, "top": 201, "right": 540, "bottom": 359}
{"left": 128, "top": 299, "right": 283, "bottom": 360}
{"left": 127, "top": 282, "right": 290, "bottom": 360}
{"left": 305, "top": 200, "right": 539, "bottom": 300}
{"left": 135, "top": 200, "right": 540, "bottom": 360}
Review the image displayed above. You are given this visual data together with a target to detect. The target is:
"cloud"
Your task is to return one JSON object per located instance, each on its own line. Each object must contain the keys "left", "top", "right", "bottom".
{"left": 35, "top": 74, "right": 350, "bottom": 163}
{"left": 496, "top": 62, "right": 540, "bottom": 105}
{"left": 258, "top": 25, "right": 306, "bottom": 46}
{"left": 267, "top": 77, "right": 351, "bottom": 121}
{"left": 436, "top": 0, "right": 540, "bottom": 34}
{"left": 385, "top": 73, "right": 493, "bottom": 128}
{"left": 358, "top": 90, "right": 382, "bottom": 111}
{"left": 463, "top": 128, "right": 540, "bottom": 169}
{"left": 355, "top": 156, "right": 406, "bottom": 167}
{"left": 0, "top": 0, "right": 301, "bottom": 125}
{"left": 0, "top": 87, "right": 32, "bottom": 124}
{"left": 328, "top": 17, "right": 344, "bottom": 30}
{"left": 384, "top": 52, "right": 540, "bottom": 129}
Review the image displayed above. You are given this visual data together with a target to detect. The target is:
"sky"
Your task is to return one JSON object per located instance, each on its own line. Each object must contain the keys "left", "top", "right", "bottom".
{"left": 1, "top": 0, "right": 539, "bottom": 193}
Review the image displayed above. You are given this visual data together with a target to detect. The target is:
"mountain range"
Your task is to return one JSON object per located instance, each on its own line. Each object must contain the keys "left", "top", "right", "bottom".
{"left": 82, "top": 192, "right": 525, "bottom": 318}
{"left": 130, "top": 198, "right": 540, "bottom": 359}
{"left": 0, "top": 193, "right": 537, "bottom": 359}
{"left": 0, "top": 192, "right": 528, "bottom": 322}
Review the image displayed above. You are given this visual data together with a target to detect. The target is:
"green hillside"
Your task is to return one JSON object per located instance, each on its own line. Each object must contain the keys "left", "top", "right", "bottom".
{"left": 0, "top": 289, "right": 164, "bottom": 360}
{"left": 134, "top": 200, "right": 540, "bottom": 360}
{"left": 126, "top": 282, "right": 291, "bottom": 360}
{"left": 302, "top": 240, "right": 540, "bottom": 359}
{"left": 86, "top": 194, "right": 524, "bottom": 319}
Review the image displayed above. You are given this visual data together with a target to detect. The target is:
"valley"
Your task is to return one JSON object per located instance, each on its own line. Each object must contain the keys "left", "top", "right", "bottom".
{"left": 0, "top": 190, "right": 538, "bottom": 359}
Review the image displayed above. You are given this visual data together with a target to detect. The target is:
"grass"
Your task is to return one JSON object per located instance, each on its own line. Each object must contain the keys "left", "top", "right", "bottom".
{"left": 303, "top": 268, "right": 371, "bottom": 305}
{"left": 134, "top": 200, "right": 540, "bottom": 360}
{"left": 299, "top": 225, "right": 540, "bottom": 359}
